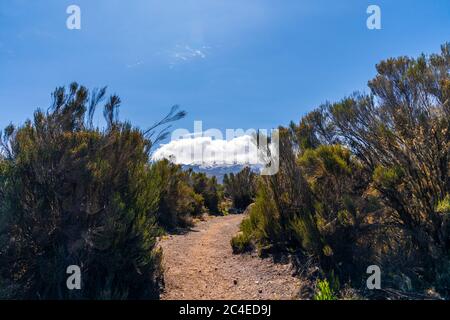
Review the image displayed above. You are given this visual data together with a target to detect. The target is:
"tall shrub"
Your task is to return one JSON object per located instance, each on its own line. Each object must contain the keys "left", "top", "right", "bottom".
{"left": 0, "top": 83, "right": 185, "bottom": 299}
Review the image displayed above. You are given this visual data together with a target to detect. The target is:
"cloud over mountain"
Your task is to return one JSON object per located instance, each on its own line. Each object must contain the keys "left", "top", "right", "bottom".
{"left": 152, "top": 135, "right": 261, "bottom": 167}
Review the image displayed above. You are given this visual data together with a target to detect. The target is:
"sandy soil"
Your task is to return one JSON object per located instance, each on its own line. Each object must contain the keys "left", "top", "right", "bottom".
{"left": 160, "top": 214, "right": 301, "bottom": 300}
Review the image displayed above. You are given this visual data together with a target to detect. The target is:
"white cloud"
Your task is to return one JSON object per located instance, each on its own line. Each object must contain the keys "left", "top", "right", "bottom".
{"left": 152, "top": 134, "right": 262, "bottom": 167}
{"left": 168, "top": 45, "right": 209, "bottom": 68}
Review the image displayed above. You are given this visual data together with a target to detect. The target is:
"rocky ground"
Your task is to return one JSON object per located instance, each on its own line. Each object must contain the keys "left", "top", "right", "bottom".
{"left": 159, "top": 214, "right": 301, "bottom": 300}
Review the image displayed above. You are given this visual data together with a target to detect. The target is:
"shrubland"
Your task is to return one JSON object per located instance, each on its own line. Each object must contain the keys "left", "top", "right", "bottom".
{"left": 0, "top": 83, "right": 221, "bottom": 299}
{"left": 0, "top": 43, "right": 448, "bottom": 300}
{"left": 232, "top": 43, "right": 450, "bottom": 299}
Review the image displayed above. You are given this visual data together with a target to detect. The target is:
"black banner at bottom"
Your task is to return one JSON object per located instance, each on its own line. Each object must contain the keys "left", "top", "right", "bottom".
{"left": 1, "top": 300, "right": 448, "bottom": 319}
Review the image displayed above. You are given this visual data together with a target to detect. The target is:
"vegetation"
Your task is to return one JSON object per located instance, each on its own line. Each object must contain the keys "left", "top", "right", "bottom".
{"left": 0, "top": 83, "right": 222, "bottom": 299}
{"left": 188, "top": 170, "right": 221, "bottom": 215}
{"left": 233, "top": 43, "right": 450, "bottom": 299}
{"left": 0, "top": 43, "right": 448, "bottom": 300}
{"left": 153, "top": 161, "right": 221, "bottom": 230}
{"left": 314, "top": 279, "right": 337, "bottom": 300}
{"left": 223, "top": 167, "right": 256, "bottom": 211}
{"left": 152, "top": 160, "right": 202, "bottom": 230}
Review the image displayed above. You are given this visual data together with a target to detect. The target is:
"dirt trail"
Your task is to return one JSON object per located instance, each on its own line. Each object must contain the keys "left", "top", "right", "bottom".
{"left": 160, "top": 214, "right": 301, "bottom": 300}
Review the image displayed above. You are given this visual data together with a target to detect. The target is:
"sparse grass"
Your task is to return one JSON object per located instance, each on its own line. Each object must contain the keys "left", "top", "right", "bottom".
{"left": 314, "top": 279, "right": 337, "bottom": 300}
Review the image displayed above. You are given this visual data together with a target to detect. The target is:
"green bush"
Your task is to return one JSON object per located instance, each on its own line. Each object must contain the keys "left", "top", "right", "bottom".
{"left": 152, "top": 160, "right": 223, "bottom": 230}
{"left": 223, "top": 167, "right": 256, "bottom": 211}
{"left": 231, "top": 44, "right": 450, "bottom": 298}
{"left": 0, "top": 83, "right": 185, "bottom": 299}
{"left": 189, "top": 171, "right": 220, "bottom": 214}
{"left": 231, "top": 232, "right": 252, "bottom": 254}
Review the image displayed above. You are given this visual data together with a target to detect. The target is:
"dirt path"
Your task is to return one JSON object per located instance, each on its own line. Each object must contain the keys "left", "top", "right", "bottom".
{"left": 160, "top": 214, "right": 301, "bottom": 300}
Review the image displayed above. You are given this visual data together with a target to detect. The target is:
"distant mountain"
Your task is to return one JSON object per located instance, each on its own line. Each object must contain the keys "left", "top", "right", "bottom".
{"left": 182, "top": 164, "right": 260, "bottom": 183}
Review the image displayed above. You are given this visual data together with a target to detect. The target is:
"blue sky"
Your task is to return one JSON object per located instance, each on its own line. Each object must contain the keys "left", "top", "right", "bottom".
{"left": 0, "top": 0, "right": 449, "bottom": 138}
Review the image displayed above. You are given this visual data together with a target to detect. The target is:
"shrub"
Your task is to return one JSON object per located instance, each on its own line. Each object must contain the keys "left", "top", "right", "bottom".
{"left": 0, "top": 83, "right": 185, "bottom": 299}
{"left": 189, "top": 171, "right": 220, "bottom": 214}
{"left": 232, "top": 44, "right": 450, "bottom": 298}
{"left": 231, "top": 232, "right": 252, "bottom": 254}
{"left": 223, "top": 167, "right": 256, "bottom": 211}
{"left": 153, "top": 160, "right": 211, "bottom": 230}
